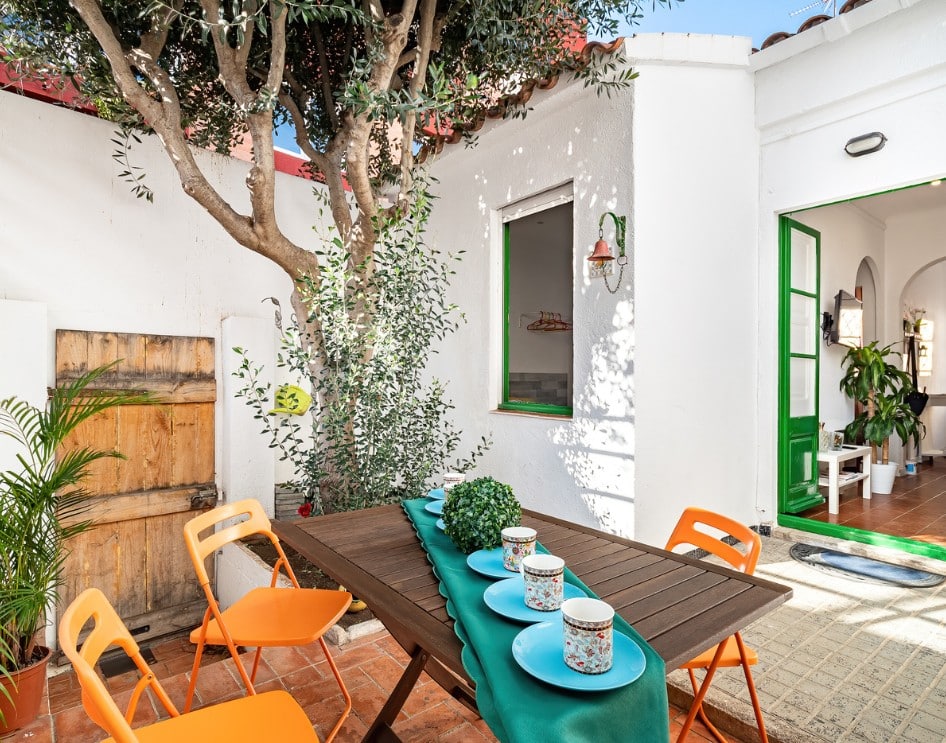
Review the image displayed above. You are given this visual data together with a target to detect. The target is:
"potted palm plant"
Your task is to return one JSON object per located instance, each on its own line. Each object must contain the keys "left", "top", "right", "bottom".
{"left": 0, "top": 364, "right": 145, "bottom": 732}
{"left": 839, "top": 342, "right": 924, "bottom": 494}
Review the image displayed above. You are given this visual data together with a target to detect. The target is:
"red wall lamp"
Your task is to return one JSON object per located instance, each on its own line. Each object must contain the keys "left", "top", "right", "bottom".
{"left": 588, "top": 211, "right": 627, "bottom": 294}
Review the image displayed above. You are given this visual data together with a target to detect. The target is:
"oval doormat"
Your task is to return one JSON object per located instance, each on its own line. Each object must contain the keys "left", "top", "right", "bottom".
{"left": 789, "top": 544, "right": 946, "bottom": 588}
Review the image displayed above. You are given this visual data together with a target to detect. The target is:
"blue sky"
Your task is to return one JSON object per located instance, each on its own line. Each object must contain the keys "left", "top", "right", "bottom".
{"left": 614, "top": 0, "right": 836, "bottom": 48}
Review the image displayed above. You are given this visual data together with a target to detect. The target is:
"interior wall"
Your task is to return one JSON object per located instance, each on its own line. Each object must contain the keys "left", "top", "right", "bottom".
{"left": 506, "top": 205, "right": 574, "bottom": 388}
{"left": 789, "top": 204, "right": 886, "bottom": 435}
{"left": 903, "top": 261, "right": 946, "bottom": 450}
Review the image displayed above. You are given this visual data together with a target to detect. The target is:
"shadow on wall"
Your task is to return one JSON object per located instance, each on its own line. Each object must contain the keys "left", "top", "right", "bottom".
{"left": 549, "top": 295, "right": 636, "bottom": 537}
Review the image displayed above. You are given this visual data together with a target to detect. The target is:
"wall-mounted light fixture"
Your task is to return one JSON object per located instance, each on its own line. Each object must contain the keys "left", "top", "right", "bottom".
{"left": 844, "top": 132, "right": 887, "bottom": 158}
{"left": 821, "top": 290, "right": 863, "bottom": 347}
{"left": 588, "top": 211, "right": 627, "bottom": 294}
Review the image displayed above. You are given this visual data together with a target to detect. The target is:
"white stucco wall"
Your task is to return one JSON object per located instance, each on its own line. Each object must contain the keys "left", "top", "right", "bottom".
{"left": 627, "top": 35, "right": 759, "bottom": 544}
{"left": 0, "top": 90, "right": 325, "bottom": 509}
{"left": 428, "top": 35, "right": 757, "bottom": 546}
{"left": 755, "top": 0, "right": 946, "bottom": 511}
{"left": 427, "top": 75, "right": 637, "bottom": 536}
{"left": 0, "top": 300, "right": 47, "bottom": 472}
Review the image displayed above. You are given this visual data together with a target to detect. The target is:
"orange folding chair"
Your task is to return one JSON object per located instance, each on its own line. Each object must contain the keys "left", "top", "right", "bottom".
{"left": 665, "top": 507, "right": 768, "bottom": 743}
{"left": 182, "top": 499, "right": 352, "bottom": 742}
{"left": 58, "top": 587, "right": 320, "bottom": 742}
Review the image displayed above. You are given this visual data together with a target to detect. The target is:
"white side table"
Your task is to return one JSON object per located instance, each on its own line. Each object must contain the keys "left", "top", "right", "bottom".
{"left": 817, "top": 445, "right": 872, "bottom": 515}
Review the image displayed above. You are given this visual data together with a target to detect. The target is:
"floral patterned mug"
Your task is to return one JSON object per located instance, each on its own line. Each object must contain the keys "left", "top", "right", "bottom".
{"left": 562, "top": 597, "right": 614, "bottom": 674}
{"left": 501, "top": 526, "right": 537, "bottom": 572}
{"left": 520, "top": 553, "right": 564, "bottom": 611}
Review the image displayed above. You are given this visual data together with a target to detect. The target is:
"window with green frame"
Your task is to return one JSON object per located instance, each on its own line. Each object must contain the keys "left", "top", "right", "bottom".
{"left": 501, "top": 193, "right": 574, "bottom": 416}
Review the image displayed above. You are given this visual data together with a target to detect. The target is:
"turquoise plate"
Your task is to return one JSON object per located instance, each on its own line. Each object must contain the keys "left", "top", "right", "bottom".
{"left": 512, "top": 621, "right": 646, "bottom": 692}
{"left": 436, "top": 518, "right": 446, "bottom": 531}
{"left": 425, "top": 500, "right": 444, "bottom": 515}
{"left": 467, "top": 547, "right": 518, "bottom": 580}
{"left": 427, "top": 488, "right": 446, "bottom": 500}
{"left": 482, "top": 577, "right": 585, "bottom": 623}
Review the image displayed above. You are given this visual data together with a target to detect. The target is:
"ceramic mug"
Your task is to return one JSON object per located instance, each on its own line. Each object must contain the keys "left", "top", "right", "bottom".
{"left": 442, "top": 472, "right": 465, "bottom": 491}
{"left": 562, "top": 597, "right": 614, "bottom": 674}
{"left": 501, "top": 526, "right": 537, "bottom": 572}
{"left": 520, "top": 553, "right": 564, "bottom": 611}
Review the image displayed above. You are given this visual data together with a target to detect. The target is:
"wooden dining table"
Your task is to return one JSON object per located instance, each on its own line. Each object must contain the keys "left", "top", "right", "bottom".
{"left": 272, "top": 503, "right": 792, "bottom": 742}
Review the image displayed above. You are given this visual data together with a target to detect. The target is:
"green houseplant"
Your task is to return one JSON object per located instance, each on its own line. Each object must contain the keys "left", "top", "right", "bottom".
{"left": 0, "top": 364, "right": 144, "bottom": 731}
{"left": 442, "top": 477, "right": 522, "bottom": 554}
{"left": 839, "top": 342, "right": 924, "bottom": 494}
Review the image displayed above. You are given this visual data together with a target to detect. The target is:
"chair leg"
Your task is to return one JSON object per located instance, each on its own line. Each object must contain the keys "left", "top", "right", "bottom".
{"left": 319, "top": 636, "right": 353, "bottom": 743}
{"left": 676, "top": 642, "right": 726, "bottom": 743}
{"left": 735, "top": 632, "right": 768, "bottom": 743}
{"left": 249, "top": 646, "right": 264, "bottom": 684}
{"left": 184, "top": 639, "right": 206, "bottom": 713}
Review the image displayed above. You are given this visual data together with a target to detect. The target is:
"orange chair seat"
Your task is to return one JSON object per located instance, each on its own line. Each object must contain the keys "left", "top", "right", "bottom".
{"left": 100, "top": 690, "right": 317, "bottom": 742}
{"left": 188, "top": 587, "right": 350, "bottom": 646}
{"left": 681, "top": 635, "right": 759, "bottom": 670}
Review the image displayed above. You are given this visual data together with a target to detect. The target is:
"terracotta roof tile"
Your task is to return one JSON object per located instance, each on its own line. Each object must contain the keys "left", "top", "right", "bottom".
{"left": 757, "top": 0, "right": 874, "bottom": 52}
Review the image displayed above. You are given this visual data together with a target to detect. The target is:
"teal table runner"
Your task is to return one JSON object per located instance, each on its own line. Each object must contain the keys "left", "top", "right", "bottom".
{"left": 402, "top": 498, "right": 669, "bottom": 743}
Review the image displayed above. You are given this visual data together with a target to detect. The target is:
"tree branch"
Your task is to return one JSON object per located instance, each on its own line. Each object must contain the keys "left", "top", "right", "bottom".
{"left": 138, "top": 0, "right": 183, "bottom": 61}
{"left": 198, "top": 0, "right": 254, "bottom": 105}
{"left": 397, "top": 0, "right": 438, "bottom": 203}
{"left": 312, "top": 24, "right": 339, "bottom": 130}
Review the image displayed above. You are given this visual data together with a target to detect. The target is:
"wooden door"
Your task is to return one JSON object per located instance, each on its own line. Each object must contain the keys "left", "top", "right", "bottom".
{"left": 57, "top": 330, "right": 217, "bottom": 642}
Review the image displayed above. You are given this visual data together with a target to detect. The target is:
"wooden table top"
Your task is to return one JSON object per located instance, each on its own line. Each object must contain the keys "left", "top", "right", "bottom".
{"left": 273, "top": 503, "right": 792, "bottom": 678}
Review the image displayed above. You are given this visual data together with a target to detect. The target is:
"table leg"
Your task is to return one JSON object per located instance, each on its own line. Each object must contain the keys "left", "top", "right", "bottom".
{"left": 364, "top": 646, "right": 430, "bottom": 743}
{"left": 862, "top": 452, "right": 871, "bottom": 501}
{"left": 828, "top": 458, "right": 840, "bottom": 515}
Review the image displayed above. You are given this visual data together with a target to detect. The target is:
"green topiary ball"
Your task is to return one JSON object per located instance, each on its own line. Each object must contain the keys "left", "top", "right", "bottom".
{"left": 442, "top": 476, "right": 522, "bottom": 554}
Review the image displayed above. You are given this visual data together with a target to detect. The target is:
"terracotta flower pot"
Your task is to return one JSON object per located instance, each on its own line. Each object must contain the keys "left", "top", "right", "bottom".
{"left": 0, "top": 646, "right": 51, "bottom": 735}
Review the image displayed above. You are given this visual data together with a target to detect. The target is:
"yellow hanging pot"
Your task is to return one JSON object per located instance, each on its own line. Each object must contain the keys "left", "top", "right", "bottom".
{"left": 269, "top": 384, "right": 312, "bottom": 415}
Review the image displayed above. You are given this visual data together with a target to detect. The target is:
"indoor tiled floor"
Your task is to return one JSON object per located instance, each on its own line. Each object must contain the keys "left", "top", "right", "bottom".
{"left": 4, "top": 627, "right": 740, "bottom": 742}
{"left": 800, "top": 455, "right": 946, "bottom": 546}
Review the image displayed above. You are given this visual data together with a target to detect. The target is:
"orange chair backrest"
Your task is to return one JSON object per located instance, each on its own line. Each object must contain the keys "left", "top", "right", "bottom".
{"left": 58, "top": 588, "right": 179, "bottom": 743}
{"left": 665, "top": 507, "right": 762, "bottom": 575}
{"left": 183, "top": 498, "right": 282, "bottom": 588}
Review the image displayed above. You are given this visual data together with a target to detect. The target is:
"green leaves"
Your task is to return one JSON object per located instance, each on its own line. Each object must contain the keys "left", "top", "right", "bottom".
{"left": 0, "top": 363, "right": 148, "bottom": 681}
{"left": 235, "top": 175, "right": 489, "bottom": 514}
{"left": 839, "top": 342, "right": 924, "bottom": 463}
{"left": 441, "top": 477, "right": 521, "bottom": 554}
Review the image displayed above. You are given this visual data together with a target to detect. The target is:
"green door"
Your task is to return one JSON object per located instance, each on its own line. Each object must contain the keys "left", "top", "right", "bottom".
{"left": 779, "top": 217, "right": 823, "bottom": 514}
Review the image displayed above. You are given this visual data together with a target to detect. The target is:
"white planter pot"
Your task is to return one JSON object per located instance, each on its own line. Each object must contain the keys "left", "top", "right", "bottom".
{"left": 871, "top": 462, "right": 898, "bottom": 495}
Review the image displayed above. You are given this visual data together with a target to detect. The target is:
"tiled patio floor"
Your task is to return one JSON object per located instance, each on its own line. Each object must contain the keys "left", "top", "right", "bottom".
{"left": 4, "top": 626, "right": 740, "bottom": 742}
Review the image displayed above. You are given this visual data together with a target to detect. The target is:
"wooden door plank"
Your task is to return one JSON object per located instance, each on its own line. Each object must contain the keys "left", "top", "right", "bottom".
{"left": 116, "top": 334, "right": 148, "bottom": 378}
{"left": 60, "top": 485, "right": 217, "bottom": 527}
{"left": 60, "top": 408, "right": 120, "bottom": 495}
{"left": 195, "top": 338, "right": 215, "bottom": 377}
{"left": 61, "top": 518, "right": 149, "bottom": 620}
{"left": 168, "top": 336, "right": 197, "bottom": 376}
{"left": 147, "top": 508, "right": 209, "bottom": 610}
{"left": 55, "top": 330, "right": 89, "bottom": 377}
{"left": 145, "top": 335, "right": 175, "bottom": 378}
{"left": 87, "top": 332, "right": 120, "bottom": 371}
{"left": 116, "top": 405, "right": 173, "bottom": 492}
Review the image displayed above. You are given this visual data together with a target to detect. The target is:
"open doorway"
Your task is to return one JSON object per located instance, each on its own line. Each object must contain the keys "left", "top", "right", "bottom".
{"left": 778, "top": 179, "right": 946, "bottom": 560}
